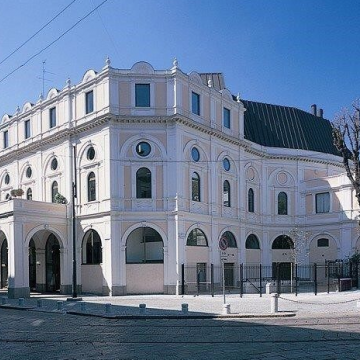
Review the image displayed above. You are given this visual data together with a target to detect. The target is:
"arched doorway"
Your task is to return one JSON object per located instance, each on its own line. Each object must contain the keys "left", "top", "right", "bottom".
{"left": 81, "top": 230, "right": 103, "bottom": 294}
{"left": 0, "top": 239, "right": 8, "bottom": 288}
{"left": 45, "top": 234, "right": 60, "bottom": 292}
{"left": 220, "top": 231, "right": 238, "bottom": 289}
{"left": 29, "top": 239, "right": 36, "bottom": 291}
{"left": 126, "top": 227, "right": 164, "bottom": 294}
{"left": 272, "top": 235, "right": 294, "bottom": 280}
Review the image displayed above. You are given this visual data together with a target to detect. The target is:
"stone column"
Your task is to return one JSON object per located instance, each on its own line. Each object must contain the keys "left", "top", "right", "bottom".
{"left": 8, "top": 220, "right": 30, "bottom": 298}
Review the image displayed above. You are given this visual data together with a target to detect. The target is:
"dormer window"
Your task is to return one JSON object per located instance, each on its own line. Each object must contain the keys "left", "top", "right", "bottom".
{"left": 3, "top": 130, "right": 8, "bottom": 149}
{"left": 24, "top": 119, "right": 31, "bottom": 139}
{"left": 192, "top": 92, "right": 200, "bottom": 115}
{"left": 49, "top": 107, "right": 56, "bottom": 128}
{"left": 85, "top": 90, "right": 94, "bottom": 114}
{"left": 135, "top": 84, "right": 150, "bottom": 107}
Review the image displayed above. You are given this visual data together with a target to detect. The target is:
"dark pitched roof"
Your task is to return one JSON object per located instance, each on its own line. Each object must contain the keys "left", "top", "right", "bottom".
{"left": 199, "top": 73, "right": 225, "bottom": 91}
{"left": 241, "top": 100, "right": 339, "bottom": 156}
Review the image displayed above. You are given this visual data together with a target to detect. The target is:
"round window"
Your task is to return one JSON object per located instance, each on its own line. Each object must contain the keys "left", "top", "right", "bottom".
{"left": 223, "top": 158, "right": 230, "bottom": 171}
{"left": 87, "top": 146, "right": 96, "bottom": 160}
{"left": 26, "top": 166, "right": 32, "bottom": 178}
{"left": 191, "top": 147, "right": 200, "bottom": 162}
{"left": 51, "top": 158, "right": 58, "bottom": 171}
{"left": 136, "top": 142, "right": 151, "bottom": 157}
{"left": 4, "top": 173, "right": 10, "bottom": 185}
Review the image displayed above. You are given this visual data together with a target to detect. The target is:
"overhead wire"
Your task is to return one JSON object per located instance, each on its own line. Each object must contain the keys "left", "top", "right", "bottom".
{"left": 0, "top": 0, "right": 109, "bottom": 84}
{"left": 0, "top": 0, "right": 78, "bottom": 67}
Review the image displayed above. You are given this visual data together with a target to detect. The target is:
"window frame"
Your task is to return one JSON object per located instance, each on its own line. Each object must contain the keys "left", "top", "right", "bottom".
{"left": 85, "top": 90, "right": 94, "bottom": 114}
{"left": 136, "top": 167, "right": 152, "bottom": 199}
{"left": 51, "top": 181, "right": 58, "bottom": 203}
{"left": 245, "top": 234, "right": 260, "bottom": 249}
{"left": 191, "top": 91, "right": 200, "bottom": 115}
{"left": 223, "top": 180, "right": 231, "bottom": 207}
{"left": 135, "top": 84, "right": 151, "bottom": 107}
{"left": 87, "top": 171, "right": 96, "bottom": 202}
{"left": 191, "top": 172, "right": 201, "bottom": 202}
{"left": 223, "top": 107, "right": 231, "bottom": 129}
{"left": 24, "top": 119, "right": 31, "bottom": 139}
{"left": 49, "top": 107, "right": 56, "bottom": 128}
{"left": 3, "top": 130, "right": 8, "bottom": 149}
{"left": 278, "top": 191, "right": 288, "bottom": 215}
{"left": 315, "top": 192, "right": 330, "bottom": 213}
{"left": 186, "top": 228, "right": 208, "bottom": 246}
{"left": 26, "top": 188, "right": 33, "bottom": 200}
{"left": 248, "top": 188, "right": 255, "bottom": 213}
{"left": 82, "top": 230, "right": 102, "bottom": 264}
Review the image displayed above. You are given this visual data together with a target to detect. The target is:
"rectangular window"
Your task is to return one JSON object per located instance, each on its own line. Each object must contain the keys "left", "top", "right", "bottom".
{"left": 49, "top": 107, "right": 56, "bottom": 128}
{"left": 317, "top": 238, "right": 329, "bottom": 247}
{"left": 85, "top": 90, "right": 94, "bottom": 114}
{"left": 24, "top": 119, "right": 31, "bottom": 139}
{"left": 192, "top": 91, "right": 200, "bottom": 115}
{"left": 223, "top": 107, "right": 231, "bottom": 129}
{"left": 135, "top": 84, "right": 150, "bottom": 107}
{"left": 3, "top": 130, "right": 8, "bottom": 149}
{"left": 316, "top": 192, "right": 330, "bottom": 213}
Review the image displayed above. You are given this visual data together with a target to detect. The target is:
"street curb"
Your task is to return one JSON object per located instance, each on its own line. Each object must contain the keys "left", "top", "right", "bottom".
{"left": 66, "top": 310, "right": 297, "bottom": 320}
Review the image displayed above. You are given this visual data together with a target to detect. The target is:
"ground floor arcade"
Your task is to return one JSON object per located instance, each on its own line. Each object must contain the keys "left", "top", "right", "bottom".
{"left": 0, "top": 198, "right": 359, "bottom": 298}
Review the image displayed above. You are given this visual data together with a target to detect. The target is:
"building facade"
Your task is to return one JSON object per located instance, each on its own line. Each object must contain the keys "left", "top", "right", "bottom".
{"left": 0, "top": 58, "right": 358, "bottom": 298}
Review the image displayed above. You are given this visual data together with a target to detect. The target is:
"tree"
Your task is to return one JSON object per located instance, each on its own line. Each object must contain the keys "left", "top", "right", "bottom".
{"left": 332, "top": 100, "right": 360, "bottom": 210}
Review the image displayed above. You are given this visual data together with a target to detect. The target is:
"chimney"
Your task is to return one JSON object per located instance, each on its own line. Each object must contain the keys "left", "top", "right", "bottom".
{"left": 311, "top": 104, "right": 317, "bottom": 116}
{"left": 317, "top": 108, "right": 323, "bottom": 118}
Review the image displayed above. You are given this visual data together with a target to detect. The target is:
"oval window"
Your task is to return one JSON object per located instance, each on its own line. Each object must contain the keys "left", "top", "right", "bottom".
{"left": 191, "top": 147, "right": 200, "bottom": 162}
{"left": 136, "top": 142, "right": 151, "bottom": 157}
{"left": 223, "top": 158, "right": 230, "bottom": 171}
{"left": 51, "top": 158, "right": 58, "bottom": 171}
{"left": 26, "top": 166, "right": 32, "bottom": 178}
{"left": 4, "top": 173, "right": 10, "bottom": 185}
{"left": 87, "top": 146, "right": 96, "bottom": 160}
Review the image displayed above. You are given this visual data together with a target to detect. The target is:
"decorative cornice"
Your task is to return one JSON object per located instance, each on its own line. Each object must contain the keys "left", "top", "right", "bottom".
{"left": 0, "top": 111, "right": 343, "bottom": 169}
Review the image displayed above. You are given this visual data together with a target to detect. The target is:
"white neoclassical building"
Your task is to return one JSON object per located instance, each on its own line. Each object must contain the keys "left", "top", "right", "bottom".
{"left": 0, "top": 58, "right": 358, "bottom": 298}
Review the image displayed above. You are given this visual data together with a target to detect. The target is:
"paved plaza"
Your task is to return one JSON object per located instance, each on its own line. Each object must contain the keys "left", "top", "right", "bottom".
{"left": 1, "top": 290, "right": 360, "bottom": 359}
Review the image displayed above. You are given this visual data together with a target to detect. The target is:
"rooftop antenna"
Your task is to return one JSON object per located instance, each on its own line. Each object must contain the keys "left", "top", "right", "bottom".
{"left": 37, "top": 60, "right": 56, "bottom": 97}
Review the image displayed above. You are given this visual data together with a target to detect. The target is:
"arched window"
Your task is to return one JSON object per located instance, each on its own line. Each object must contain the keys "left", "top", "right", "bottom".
{"left": 136, "top": 167, "right": 151, "bottom": 198}
{"left": 186, "top": 228, "right": 208, "bottom": 246}
{"left": 26, "top": 188, "right": 32, "bottom": 200}
{"left": 272, "top": 235, "right": 294, "bottom": 249}
{"left": 278, "top": 192, "right": 288, "bottom": 215}
{"left": 248, "top": 188, "right": 254, "bottom": 213}
{"left": 223, "top": 180, "right": 230, "bottom": 207}
{"left": 222, "top": 231, "right": 237, "bottom": 248}
{"left": 87, "top": 172, "right": 96, "bottom": 202}
{"left": 192, "top": 172, "right": 200, "bottom": 201}
{"left": 246, "top": 234, "right": 260, "bottom": 249}
{"left": 51, "top": 181, "right": 58, "bottom": 203}
{"left": 82, "top": 230, "right": 102, "bottom": 264}
{"left": 126, "top": 227, "right": 163, "bottom": 263}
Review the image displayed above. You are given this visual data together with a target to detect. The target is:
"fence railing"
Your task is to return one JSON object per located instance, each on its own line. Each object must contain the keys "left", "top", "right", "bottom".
{"left": 181, "top": 262, "right": 360, "bottom": 296}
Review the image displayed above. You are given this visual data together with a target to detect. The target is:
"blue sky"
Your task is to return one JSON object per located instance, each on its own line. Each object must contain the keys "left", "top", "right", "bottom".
{"left": 0, "top": 0, "right": 359, "bottom": 120}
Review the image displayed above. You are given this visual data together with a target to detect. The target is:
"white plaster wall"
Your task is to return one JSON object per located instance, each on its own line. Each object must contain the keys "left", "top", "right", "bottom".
{"left": 126, "top": 264, "right": 163, "bottom": 294}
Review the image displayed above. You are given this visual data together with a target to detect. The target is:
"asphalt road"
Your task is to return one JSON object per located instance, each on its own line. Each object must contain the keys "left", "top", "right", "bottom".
{"left": 1, "top": 308, "right": 360, "bottom": 359}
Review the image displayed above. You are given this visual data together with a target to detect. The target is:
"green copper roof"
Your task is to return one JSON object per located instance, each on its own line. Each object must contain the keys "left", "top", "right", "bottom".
{"left": 241, "top": 100, "right": 339, "bottom": 156}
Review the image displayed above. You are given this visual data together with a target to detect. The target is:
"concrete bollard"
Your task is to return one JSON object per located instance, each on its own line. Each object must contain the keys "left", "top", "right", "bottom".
{"left": 139, "top": 303, "right": 146, "bottom": 314}
{"left": 271, "top": 293, "right": 279, "bottom": 313}
{"left": 1, "top": 297, "right": 7, "bottom": 305}
{"left": 37, "top": 299, "right": 43, "bottom": 308}
{"left": 57, "top": 301, "right": 63, "bottom": 311}
{"left": 105, "top": 303, "right": 112, "bottom": 314}
{"left": 223, "top": 303, "right": 230, "bottom": 315}
{"left": 80, "top": 302, "right": 86, "bottom": 311}
{"left": 18, "top": 298, "right": 24, "bottom": 306}
{"left": 181, "top": 303, "right": 188, "bottom": 314}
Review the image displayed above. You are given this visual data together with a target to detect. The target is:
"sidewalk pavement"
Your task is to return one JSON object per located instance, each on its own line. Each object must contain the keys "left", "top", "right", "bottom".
{"left": 1, "top": 289, "right": 360, "bottom": 319}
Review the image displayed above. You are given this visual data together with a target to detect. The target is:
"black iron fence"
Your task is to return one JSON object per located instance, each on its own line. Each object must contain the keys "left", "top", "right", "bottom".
{"left": 181, "top": 261, "right": 360, "bottom": 296}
